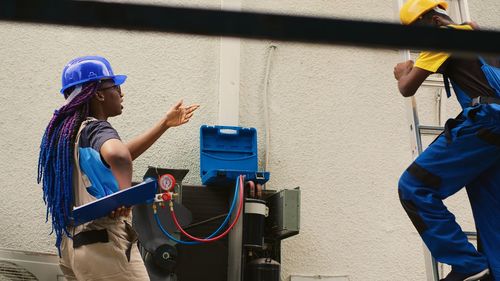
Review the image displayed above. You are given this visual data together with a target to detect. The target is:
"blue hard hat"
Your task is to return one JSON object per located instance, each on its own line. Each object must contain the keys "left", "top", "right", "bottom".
{"left": 60, "top": 56, "right": 127, "bottom": 94}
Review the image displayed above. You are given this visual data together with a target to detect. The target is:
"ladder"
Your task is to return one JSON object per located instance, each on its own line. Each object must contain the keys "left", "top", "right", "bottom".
{"left": 397, "top": 0, "right": 476, "bottom": 280}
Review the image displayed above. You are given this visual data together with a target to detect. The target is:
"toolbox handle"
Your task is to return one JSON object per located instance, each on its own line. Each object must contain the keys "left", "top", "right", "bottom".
{"left": 217, "top": 127, "right": 240, "bottom": 135}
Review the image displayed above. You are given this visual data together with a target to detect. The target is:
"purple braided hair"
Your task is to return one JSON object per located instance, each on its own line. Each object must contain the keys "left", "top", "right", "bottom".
{"left": 37, "top": 82, "right": 99, "bottom": 252}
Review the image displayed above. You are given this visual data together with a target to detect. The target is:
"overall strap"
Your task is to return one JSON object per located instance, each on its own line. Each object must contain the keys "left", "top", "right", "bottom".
{"left": 72, "top": 118, "right": 99, "bottom": 208}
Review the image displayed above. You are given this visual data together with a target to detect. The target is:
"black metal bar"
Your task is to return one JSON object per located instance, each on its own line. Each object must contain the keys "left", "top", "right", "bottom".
{"left": 1, "top": 0, "right": 499, "bottom": 55}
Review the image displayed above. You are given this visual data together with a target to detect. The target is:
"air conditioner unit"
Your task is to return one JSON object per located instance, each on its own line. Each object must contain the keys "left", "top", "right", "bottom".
{"left": 0, "top": 248, "right": 65, "bottom": 281}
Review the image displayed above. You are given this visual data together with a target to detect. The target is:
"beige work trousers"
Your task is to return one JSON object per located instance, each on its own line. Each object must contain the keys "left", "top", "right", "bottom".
{"left": 59, "top": 216, "right": 149, "bottom": 281}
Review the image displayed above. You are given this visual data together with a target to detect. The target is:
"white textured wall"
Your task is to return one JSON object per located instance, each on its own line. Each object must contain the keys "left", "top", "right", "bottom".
{"left": 239, "top": 1, "right": 411, "bottom": 280}
{"left": 469, "top": 1, "right": 500, "bottom": 30}
{"left": 241, "top": 42, "right": 415, "bottom": 280}
{"left": 0, "top": 1, "right": 498, "bottom": 281}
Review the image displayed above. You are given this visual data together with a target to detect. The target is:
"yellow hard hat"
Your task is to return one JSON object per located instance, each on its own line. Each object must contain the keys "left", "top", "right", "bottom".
{"left": 400, "top": 0, "right": 448, "bottom": 25}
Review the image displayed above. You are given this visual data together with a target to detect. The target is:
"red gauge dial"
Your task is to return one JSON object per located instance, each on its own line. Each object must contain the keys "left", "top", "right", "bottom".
{"left": 159, "top": 174, "right": 176, "bottom": 192}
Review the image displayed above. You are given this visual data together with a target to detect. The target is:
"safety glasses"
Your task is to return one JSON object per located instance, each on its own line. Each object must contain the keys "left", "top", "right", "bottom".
{"left": 98, "top": 84, "right": 121, "bottom": 94}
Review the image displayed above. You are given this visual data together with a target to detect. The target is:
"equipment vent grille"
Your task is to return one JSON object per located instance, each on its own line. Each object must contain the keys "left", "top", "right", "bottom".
{"left": 0, "top": 261, "right": 38, "bottom": 281}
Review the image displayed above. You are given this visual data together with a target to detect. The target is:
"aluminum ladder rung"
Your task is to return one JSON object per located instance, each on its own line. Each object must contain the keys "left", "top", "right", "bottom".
{"left": 418, "top": 125, "right": 444, "bottom": 135}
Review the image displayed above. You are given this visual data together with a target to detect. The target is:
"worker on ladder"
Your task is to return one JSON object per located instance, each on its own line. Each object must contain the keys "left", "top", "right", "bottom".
{"left": 393, "top": 0, "right": 500, "bottom": 280}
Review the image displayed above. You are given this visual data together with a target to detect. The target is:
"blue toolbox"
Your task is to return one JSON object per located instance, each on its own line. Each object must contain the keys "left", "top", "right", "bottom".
{"left": 200, "top": 125, "right": 270, "bottom": 185}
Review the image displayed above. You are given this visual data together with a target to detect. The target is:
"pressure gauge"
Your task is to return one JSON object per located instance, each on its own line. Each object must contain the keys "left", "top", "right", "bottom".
{"left": 159, "top": 174, "right": 176, "bottom": 192}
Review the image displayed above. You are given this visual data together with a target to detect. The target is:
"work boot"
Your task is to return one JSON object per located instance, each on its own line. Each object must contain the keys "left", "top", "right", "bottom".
{"left": 439, "top": 268, "right": 490, "bottom": 281}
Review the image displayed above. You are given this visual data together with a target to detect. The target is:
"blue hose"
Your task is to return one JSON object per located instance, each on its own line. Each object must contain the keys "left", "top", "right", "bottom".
{"left": 154, "top": 176, "right": 241, "bottom": 245}
{"left": 154, "top": 212, "right": 199, "bottom": 245}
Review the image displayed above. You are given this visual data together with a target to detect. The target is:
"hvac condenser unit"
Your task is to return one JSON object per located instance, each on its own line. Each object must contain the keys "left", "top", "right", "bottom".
{"left": 0, "top": 248, "right": 64, "bottom": 281}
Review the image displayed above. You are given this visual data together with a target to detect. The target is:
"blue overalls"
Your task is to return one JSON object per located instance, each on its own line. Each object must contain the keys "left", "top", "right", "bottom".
{"left": 398, "top": 58, "right": 500, "bottom": 279}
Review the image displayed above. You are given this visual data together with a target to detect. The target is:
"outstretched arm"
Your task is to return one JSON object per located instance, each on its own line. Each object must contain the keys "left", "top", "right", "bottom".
{"left": 394, "top": 60, "right": 432, "bottom": 97}
{"left": 126, "top": 99, "right": 200, "bottom": 160}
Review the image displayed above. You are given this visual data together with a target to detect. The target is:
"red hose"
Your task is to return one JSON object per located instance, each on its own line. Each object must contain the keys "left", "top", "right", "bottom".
{"left": 170, "top": 175, "right": 244, "bottom": 242}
